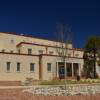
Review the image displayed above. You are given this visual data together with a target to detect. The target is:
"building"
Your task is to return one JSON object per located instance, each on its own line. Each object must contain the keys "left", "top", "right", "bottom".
{"left": 0, "top": 32, "right": 99, "bottom": 82}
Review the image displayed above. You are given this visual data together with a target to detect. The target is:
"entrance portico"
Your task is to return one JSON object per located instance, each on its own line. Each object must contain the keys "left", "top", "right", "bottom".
{"left": 56, "top": 58, "right": 82, "bottom": 79}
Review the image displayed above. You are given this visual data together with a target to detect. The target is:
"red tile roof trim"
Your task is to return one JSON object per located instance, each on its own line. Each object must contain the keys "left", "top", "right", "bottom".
{"left": 0, "top": 52, "right": 84, "bottom": 59}
{"left": 41, "top": 54, "right": 84, "bottom": 59}
{"left": 17, "top": 42, "right": 84, "bottom": 51}
{"left": 0, "top": 52, "right": 39, "bottom": 57}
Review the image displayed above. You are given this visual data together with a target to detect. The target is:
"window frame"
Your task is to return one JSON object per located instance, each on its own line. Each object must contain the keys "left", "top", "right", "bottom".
{"left": 28, "top": 48, "right": 32, "bottom": 55}
{"left": 38, "top": 50, "right": 43, "bottom": 54}
{"left": 75, "top": 54, "right": 79, "bottom": 57}
{"left": 30, "top": 63, "right": 35, "bottom": 72}
{"left": 16, "top": 62, "right": 21, "bottom": 72}
{"left": 6, "top": 62, "right": 11, "bottom": 73}
{"left": 49, "top": 51, "right": 54, "bottom": 55}
{"left": 47, "top": 63, "right": 52, "bottom": 72}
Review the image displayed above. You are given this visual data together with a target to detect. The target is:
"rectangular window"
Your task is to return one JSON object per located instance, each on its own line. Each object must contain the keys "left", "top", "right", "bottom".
{"left": 68, "top": 53, "right": 71, "bottom": 57}
{"left": 17, "top": 62, "right": 20, "bottom": 72}
{"left": 30, "top": 63, "right": 35, "bottom": 72}
{"left": 38, "top": 50, "right": 43, "bottom": 54}
{"left": 47, "top": 63, "right": 51, "bottom": 72}
{"left": 75, "top": 54, "right": 79, "bottom": 57}
{"left": 49, "top": 51, "right": 54, "bottom": 55}
{"left": 10, "top": 50, "right": 14, "bottom": 53}
{"left": 28, "top": 49, "right": 32, "bottom": 55}
{"left": 2, "top": 49, "right": 5, "bottom": 52}
{"left": 18, "top": 50, "right": 20, "bottom": 54}
{"left": 6, "top": 62, "right": 11, "bottom": 72}
{"left": 10, "top": 39, "right": 14, "bottom": 43}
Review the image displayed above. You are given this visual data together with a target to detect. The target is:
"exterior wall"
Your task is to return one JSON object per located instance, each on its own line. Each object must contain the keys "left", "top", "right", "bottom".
{"left": 46, "top": 47, "right": 58, "bottom": 55}
{"left": 0, "top": 53, "right": 39, "bottom": 81}
{"left": 0, "top": 32, "right": 58, "bottom": 53}
{"left": 73, "top": 50, "right": 84, "bottom": 58}
{"left": 42, "top": 55, "right": 84, "bottom": 80}
{"left": 0, "top": 32, "right": 83, "bottom": 56}
{"left": 20, "top": 44, "right": 46, "bottom": 55}
{"left": 0, "top": 32, "right": 86, "bottom": 81}
{"left": 42, "top": 56, "right": 57, "bottom": 80}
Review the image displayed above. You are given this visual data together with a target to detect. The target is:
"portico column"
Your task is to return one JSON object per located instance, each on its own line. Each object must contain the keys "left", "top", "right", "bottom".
{"left": 78, "top": 63, "right": 81, "bottom": 76}
{"left": 56, "top": 62, "right": 59, "bottom": 78}
{"left": 64, "top": 62, "right": 67, "bottom": 79}
{"left": 72, "top": 63, "right": 74, "bottom": 77}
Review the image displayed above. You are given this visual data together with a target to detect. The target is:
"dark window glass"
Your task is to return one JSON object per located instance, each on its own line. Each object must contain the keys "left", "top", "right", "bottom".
{"left": 49, "top": 51, "right": 53, "bottom": 55}
{"left": 30, "top": 63, "right": 35, "bottom": 72}
{"left": 28, "top": 49, "right": 32, "bottom": 54}
{"left": 17, "top": 62, "right": 20, "bottom": 72}
{"left": 7, "top": 62, "right": 11, "bottom": 72}
{"left": 47, "top": 63, "right": 51, "bottom": 72}
{"left": 38, "top": 50, "right": 43, "bottom": 54}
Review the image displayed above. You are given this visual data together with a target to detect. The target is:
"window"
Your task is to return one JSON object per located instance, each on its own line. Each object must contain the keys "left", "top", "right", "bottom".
{"left": 75, "top": 54, "right": 79, "bottom": 57}
{"left": 47, "top": 63, "right": 51, "bottom": 72}
{"left": 38, "top": 50, "right": 43, "bottom": 54}
{"left": 58, "top": 52, "right": 62, "bottom": 56}
{"left": 28, "top": 49, "right": 32, "bottom": 55}
{"left": 6, "top": 62, "right": 11, "bottom": 72}
{"left": 10, "top": 50, "right": 14, "bottom": 53}
{"left": 49, "top": 51, "right": 54, "bottom": 55}
{"left": 17, "top": 62, "right": 20, "bottom": 72}
{"left": 10, "top": 39, "right": 14, "bottom": 43}
{"left": 1, "top": 49, "right": 5, "bottom": 52}
{"left": 23, "top": 40, "right": 26, "bottom": 42}
{"left": 18, "top": 50, "right": 20, "bottom": 53}
{"left": 30, "top": 63, "right": 35, "bottom": 72}
{"left": 68, "top": 53, "right": 71, "bottom": 57}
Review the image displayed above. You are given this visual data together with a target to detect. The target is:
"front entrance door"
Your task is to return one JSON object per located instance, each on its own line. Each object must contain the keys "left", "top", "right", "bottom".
{"left": 66, "top": 63, "right": 72, "bottom": 77}
{"left": 58, "top": 62, "right": 73, "bottom": 79}
{"left": 73, "top": 63, "right": 79, "bottom": 76}
{"left": 59, "top": 66, "right": 65, "bottom": 79}
{"left": 58, "top": 62, "right": 65, "bottom": 79}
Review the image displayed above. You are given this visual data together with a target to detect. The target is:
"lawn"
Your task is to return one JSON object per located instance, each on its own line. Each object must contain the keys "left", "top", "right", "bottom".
{"left": 39, "top": 79, "right": 100, "bottom": 85}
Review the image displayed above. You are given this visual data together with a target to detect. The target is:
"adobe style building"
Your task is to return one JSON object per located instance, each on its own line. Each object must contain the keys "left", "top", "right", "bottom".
{"left": 0, "top": 32, "right": 99, "bottom": 82}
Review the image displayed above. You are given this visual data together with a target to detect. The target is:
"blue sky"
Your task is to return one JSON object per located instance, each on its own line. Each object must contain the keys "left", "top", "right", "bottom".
{"left": 0, "top": 0, "right": 99, "bottom": 48}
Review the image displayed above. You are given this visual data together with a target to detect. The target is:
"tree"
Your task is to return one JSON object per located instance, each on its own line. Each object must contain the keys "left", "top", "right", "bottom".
{"left": 83, "top": 36, "right": 100, "bottom": 78}
{"left": 55, "top": 24, "right": 72, "bottom": 80}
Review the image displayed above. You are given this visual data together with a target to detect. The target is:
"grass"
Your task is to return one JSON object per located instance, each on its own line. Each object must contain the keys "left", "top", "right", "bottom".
{"left": 39, "top": 79, "right": 100, "bottom": 85}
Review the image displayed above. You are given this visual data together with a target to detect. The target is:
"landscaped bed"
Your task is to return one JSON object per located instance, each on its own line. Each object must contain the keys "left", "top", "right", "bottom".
{"left": 0, "top": 88, "right": 100, "bottom": 100}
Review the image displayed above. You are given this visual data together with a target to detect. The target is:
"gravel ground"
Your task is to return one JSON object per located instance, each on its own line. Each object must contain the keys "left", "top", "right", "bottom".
{"left": 0, "top": 89, "right": 100, "bottom": 100}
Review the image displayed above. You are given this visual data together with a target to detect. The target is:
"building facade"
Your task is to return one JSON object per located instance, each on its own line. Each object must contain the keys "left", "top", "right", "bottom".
{"left": 0, "top": 32, "right": 99, "bottom": 81}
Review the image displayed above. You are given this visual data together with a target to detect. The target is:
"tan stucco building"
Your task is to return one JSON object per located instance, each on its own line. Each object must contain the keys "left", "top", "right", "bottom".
{"left": 0, "top": 32, "right": 99, "bottom": 82}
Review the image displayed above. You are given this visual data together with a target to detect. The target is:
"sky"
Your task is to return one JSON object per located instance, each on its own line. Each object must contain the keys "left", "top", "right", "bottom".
{"left": 0, "top": 0, "right": 99, "bottom": 48}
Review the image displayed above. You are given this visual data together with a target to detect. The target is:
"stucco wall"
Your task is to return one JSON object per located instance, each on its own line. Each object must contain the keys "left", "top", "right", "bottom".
{"left": 41, "top": 56, "right": 57, "bottom": 80}
{"left": 0, "top": 32, "right": 85, "bottom": 81}
{"left": 0, "top": 53, "right": 39, "bottom": 81}
{"left": 0, "top": 32, "right": 58, "bottom": 53}
{"left": 20, "top": 44, "right": 46, "bottom": 55}
{"left": 42, "top": 55, "right": 84, "bottom": 80}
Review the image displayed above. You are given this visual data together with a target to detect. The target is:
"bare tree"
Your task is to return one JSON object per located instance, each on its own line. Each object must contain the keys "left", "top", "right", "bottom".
{"left": 55, "top": 23, "right": 72, "bottom": 85}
